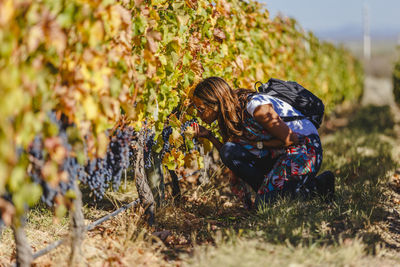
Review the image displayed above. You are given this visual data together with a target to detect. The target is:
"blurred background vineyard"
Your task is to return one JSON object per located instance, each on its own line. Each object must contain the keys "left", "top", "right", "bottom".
{"left": 394, "top": 57, "right": 400, "bottom": 105}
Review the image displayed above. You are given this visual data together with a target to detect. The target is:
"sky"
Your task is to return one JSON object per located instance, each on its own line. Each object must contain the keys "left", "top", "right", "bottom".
{"left": 258, "top": 0, "right": 400, "bottom": 39}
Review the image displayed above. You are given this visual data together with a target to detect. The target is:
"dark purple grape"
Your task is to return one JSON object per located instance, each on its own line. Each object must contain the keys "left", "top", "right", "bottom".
{"left": 28, "top": 112, "right": 136, "bottom": 203}
{"left": 143, "top": 129, "right": 156, "bottom": 169}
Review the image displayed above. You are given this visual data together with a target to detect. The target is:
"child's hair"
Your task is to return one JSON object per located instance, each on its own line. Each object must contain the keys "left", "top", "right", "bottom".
{"left": 193, "top": 77, "right": 254, "bottom": 141}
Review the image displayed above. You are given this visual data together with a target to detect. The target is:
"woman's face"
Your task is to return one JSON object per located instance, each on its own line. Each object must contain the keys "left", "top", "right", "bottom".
{"left": 192, "top": 96, "right": 218, "bottom": 124}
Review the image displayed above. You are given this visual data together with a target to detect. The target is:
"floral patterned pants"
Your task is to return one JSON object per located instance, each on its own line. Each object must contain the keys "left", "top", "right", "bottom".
{"left": 220, "top": 134, "right": 323, "bottom": 208}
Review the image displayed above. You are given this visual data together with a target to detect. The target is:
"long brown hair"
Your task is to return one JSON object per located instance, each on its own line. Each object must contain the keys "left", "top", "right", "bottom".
{"left": 193, "top": 77, "right": 254, "bottom": 141}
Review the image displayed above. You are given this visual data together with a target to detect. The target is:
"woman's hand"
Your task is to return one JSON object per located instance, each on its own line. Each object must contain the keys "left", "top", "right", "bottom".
{"left": 192, "top": 122, "right": 223, "bottom": 150}
{"left": 192, "top": 122, "right": 211, "bottom": 139}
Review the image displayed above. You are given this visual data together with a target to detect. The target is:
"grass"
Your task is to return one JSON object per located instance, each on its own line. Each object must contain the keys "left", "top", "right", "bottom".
{"left": 1, "top": 104, "right": 400, "bottom": 266}
{"left": 186, "top": 237, "right": 397, "bottom": 267}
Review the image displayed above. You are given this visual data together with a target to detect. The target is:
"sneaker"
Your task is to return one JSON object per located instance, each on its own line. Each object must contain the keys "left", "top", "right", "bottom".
{"left": 315, "top": 170, "right": 335, "bottom": 201}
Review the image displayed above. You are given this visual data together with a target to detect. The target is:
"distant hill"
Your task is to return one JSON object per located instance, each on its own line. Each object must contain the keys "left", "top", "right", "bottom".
{"left": 314, "top": 25, "right": 399, "bottom": 43}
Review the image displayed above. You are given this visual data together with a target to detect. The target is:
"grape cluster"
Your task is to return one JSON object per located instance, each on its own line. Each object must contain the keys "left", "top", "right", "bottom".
{"left": 28, "top": 112, "right": 78, "bottom": 206}
{"left": 181, "top": 118, "right": 198, "bottom": 130}
{"left": 29, "top": 111, "right": 199, "bottom": 203}
{"left": 160, "top": 126, "right": 173, "bottom": 158}
{"left": 143, "top": 129, "right": 157, "bottom": 169}
{"left": 159, "top": 118, "right": 200, "bottom": 159}
{"left": 180, "top": 118, "right": 199, "bottom": 151}
{"left": 80, "top": 127, "right": 135, "bottom": 198}
{"left": 49, "top": 111, "right": 79, "bottom": 197}
{"left": 61, "top": 156, "right": 84, "bottom": 194}
{"left": 29, "top": 112, "right": 137, "bottom": 203}
{"left": 81, "top": 158, "right": 111, "bottom": 198}
{"left": 29, "top": 139, "right": 71, "bottom": 206}
{"left": 107, "top": 128, "right": 134, "bottom": 190}
{"left": 28, "top": 136, "right": 60, "bottom": 206}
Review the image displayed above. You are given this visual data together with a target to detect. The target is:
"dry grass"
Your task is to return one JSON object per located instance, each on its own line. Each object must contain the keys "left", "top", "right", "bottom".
{"left": 0, "top": 180, "right": 170, "bottom": 267}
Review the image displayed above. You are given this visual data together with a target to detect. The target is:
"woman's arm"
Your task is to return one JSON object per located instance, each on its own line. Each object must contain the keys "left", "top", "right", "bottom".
{"left": 252, "top": 104, "right": 299, "bottom": 148}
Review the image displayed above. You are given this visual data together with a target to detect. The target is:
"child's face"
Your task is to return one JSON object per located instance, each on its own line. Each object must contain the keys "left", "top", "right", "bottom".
{"left": 192, "top": 96, "right": 218, "bottom": 124}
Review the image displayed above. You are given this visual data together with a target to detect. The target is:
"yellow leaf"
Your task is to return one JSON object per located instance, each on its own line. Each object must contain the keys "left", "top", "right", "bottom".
{"left": 183, "top": 152, "right": 199, "bottom": 169}
{"left": 162, "top": 152, "right": 176, "bottom": 170}
{"left": 197, "top": 155, "right": 204, "bottom": 169}
{"left": 24, "top": 183, "right": 42, "bottom": 206}
{"left": 169, "top": 114, "right": 181, "bottom": 128}
{"left": 42, "top": 162, "right": 59, "bottom": 187}
{"left": 151, "top": 0, "right": 168, "bottom": 6}
{"left": 52, "top": 145, "right": 67, "bottom": 165}
{"left": 108, "top": 6, "right": 122, "bottom": 35}
{"left": 9, "top": 166, "right": 25, "bottom": 192}
{"left": 83, "top": 96, "right": 98, "bottom": 120}
{"left": 221, "top": 43, "right": 229, "bottom": 56}
{"left": 171, "top": 149, "right": 185, "bottom": 168}
{"left": 177, "top": 14, "right": 190, "bottom": 26}
{"left": 200, "top": 139, "right": 213, "bottom": 154}
{"left": 184, "top": 124, "right": 195, "bottom": 139}
{"left": 169, "top": 128, "right": 183, "bottom": 147}
{"left": 96, "top": 132, "right": 108, "bottom": 158}
{"left": 55, "top": 203, "right": 67, "bottom": 218}
{"left": 65, "top": 189, "right": 77, "bottom": 200}
{"left": 95, "top": 114, "right": 112, "bottom": 135}
{"left": 0, "top": 162, "right": 9, "bottom": 195}
{"left": 0, "top": 0, "right": 14, "bottom": 26}
{"left": 27, "top": 25, "right": 43, "bottom": 53}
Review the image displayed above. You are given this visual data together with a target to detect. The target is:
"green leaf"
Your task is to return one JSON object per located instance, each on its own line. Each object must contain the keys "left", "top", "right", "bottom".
{"left": 110, "top": 76, "right": 122, "bottom": 98}
{"left": 182, "top": 52, "right": 192, "bottom": 66}
{"left": 9, "top": 167, "right": 25, "bottom": 192}
{"left": 158, "top": 54, "right": 167, "bottom": 66}
{"left": 55, "top": 204, "right": 67, "bottom": 218}
{"left": 165, "top": 155, "right": 177, "bottom": 170}
{"left": 57, "top": 3, "right": 76, "bottom": 28}
{"left": 133, "top": 16, "right": 148, "bottom": 36}
{"left": 65, "top": 189, "right": 77, "bottom": 199}
{"left": 24, "top": 183, "right": 42, "bottom": 206}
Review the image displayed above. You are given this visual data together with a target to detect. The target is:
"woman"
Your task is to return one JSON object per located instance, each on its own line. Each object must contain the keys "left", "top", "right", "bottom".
{"left": 191, "top": 77, "right": 334, "bottom": 208}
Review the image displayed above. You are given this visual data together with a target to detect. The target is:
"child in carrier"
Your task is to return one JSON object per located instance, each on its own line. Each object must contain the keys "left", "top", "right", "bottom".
{"left": 191, "top": 76, "right": 334, "bottom": 208}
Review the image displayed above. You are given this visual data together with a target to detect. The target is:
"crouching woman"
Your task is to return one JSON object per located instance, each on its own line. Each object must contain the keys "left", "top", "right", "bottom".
{"left": 191, "top": 77, "right": 334, "bottom": 208}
